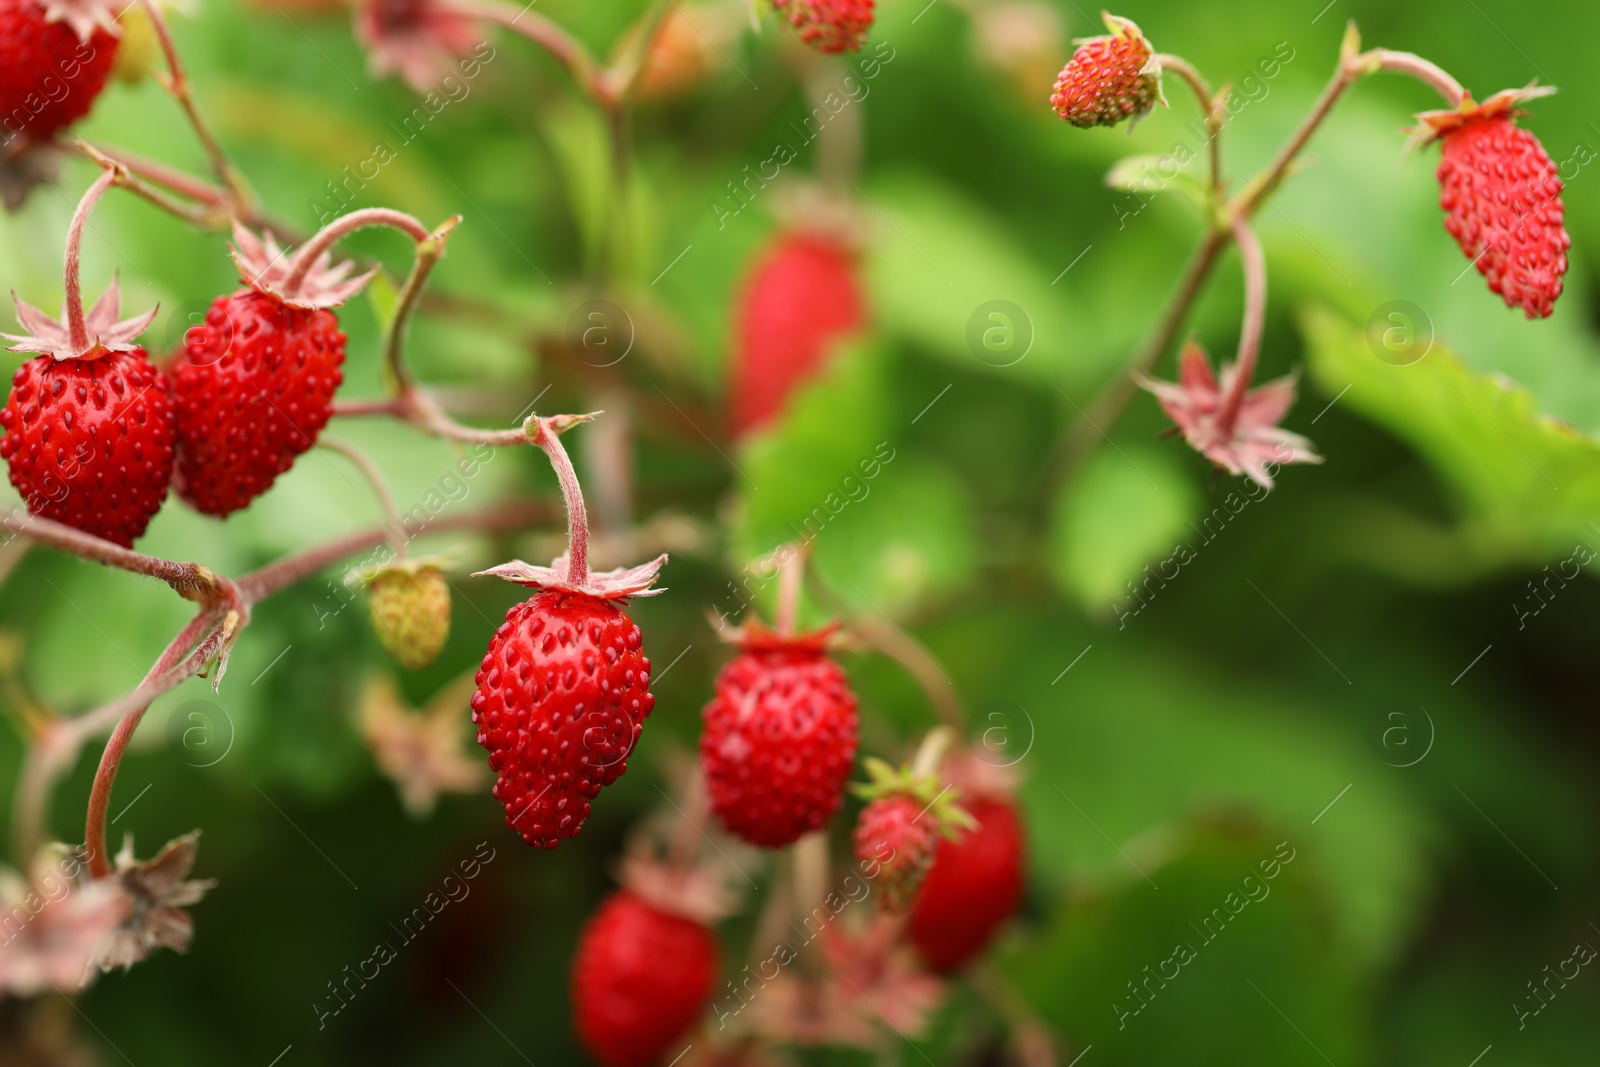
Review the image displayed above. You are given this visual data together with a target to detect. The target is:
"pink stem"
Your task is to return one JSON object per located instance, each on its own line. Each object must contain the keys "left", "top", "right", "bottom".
{"left": 530, "top": 418, "right": 591, "bottom": 585}
{"left": 281, "top": 208, "right": 430, "bottom": 298}
{"left": 84, "top": 609, "right": 219, "bottom": 877}
{"left": 455, "top": 0, "right": 613, "bottom": 106}
{"left": 775, "top": 546, "right": 803, "bottom": 636}
{"left": 62, "top": 167, "right": 118, "bottom": 353}
{"left": 1373, "top": 49, "right": 1468, "bottom": 105}
{"left": 1217, "top": 214, "right": 1266, "bottom": 434}
{"left": 1, "top": 510, "right": 225, "bottom": 601}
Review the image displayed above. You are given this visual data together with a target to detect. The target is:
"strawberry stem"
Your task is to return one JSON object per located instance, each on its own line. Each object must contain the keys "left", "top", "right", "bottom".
{"left": 457, "top": 0, "right": 615, "bottom": 107}
{"left": 62, "top": 167, "right": 119, "bottom": 353}
{"left": 385, "top": 215, "right": 462, "bottom": 394}
{"left": 282, "top": 208, "right": 431, "bottom": 300}
{"left": 1371, "top": 49, "right": 1467, "bottom": 105}
{"left": 910, "top": 726, "right": 954, "bottom": 780}
{"left": 774, "top": 544, "right": 804, "bottom": 636}
{"left": 530, "top": 416, "right": 592, "bottom": 586}
{"left": 1216, "top": 214, "right": 1265, "bottom": 434}
{"left": 1154, "top": 54, "right": 1224, "bottom": 194}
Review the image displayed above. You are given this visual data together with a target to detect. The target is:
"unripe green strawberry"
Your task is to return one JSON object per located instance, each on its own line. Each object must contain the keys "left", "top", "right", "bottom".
{"left": 361, "top": 561, "right": 451, "bottom": 670}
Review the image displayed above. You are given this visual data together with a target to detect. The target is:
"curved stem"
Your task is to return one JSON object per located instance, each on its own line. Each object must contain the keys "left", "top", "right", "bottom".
{"left": 385, "top": 216, "right": 462, "bottom": 393}
{"left": 1372, "top": 49, "right": 1467, "bottom": 105}
{"left": 84, "top": 609, "right": 220, "bottom": 877}
{"left": 319, "top": 437, "right": 406, "bottom": 556}
{"left": 1052, "top": 228, "right": 1229, "bottom": 479}
{"left": 529, "top": 417, "right": 592, "bottom": 585}
{"left": 1154, "top": 54, "right": 1223, "bottom": 192}
{"left": 332, "top": 397, "right": 407, "bottom": 418}
{"left": 1234, "top": 53, "right": 1362, "bottom": 217}
{"left": 399, "top": 389, "right": 535, "bottom": 447}
{"left": 1216, "top": 214, "right": 1265, "bottom": 433}
{"left": 456, "top": 0, "right": 612, "bottom": 105}
{"left": 281, "top": 208, "right": 430, "bottom": 298}
{"left": 136, "top": 0, "right": 252, "bottom": 209}
{"left": 909, "top": 726, "right": 954, "bottom": 779}
{"left": 62, "top": 166, "right": 119, "bottom": 352}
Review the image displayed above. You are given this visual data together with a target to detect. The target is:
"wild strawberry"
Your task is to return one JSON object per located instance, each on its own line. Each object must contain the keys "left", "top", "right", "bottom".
{"left": 906, "top": 794, "right": 1026, "bottom": 973}
{"left": 168, "top": 223, "right": 376, "bottom": 518}
{"left": 730, "top": 230, "right": 865, "bottom": 438}
{"left": 852, "top": 758, "right": 974, "bottom": 912}
{"left": 360, "top": 559, "right": 451, "bottom": 670}
{"left": 1050, "top": 12, "right": 1160, "bottom": 129}
{"left": 572, "top": 889, "right": 718, "bottom": 1067}
{"left": 472, "top": 413, "right": 668, "bottom": 848}
{"left": 1419, "top": 88, "right": 1569, "bottom": 319}
{"left": 700, "top": 621, "right": 858, "bottom": 849}
{"left": 0, "top": 0, "right": 119, "bottom": 148}
{"left": 770, "top": 0, "right": 873, "bottom": 54}
{"left": 0, "top": 169, "right": 172, "bottom": 547}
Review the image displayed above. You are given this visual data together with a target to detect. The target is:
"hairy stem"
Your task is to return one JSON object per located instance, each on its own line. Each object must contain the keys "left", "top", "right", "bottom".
{"left": 136, "top": 0, "right": 252, "bottom": 208}
{"left": 529, "top": 416, "right": 593, "bottom": 585}
{"left": 1216, "top": 214, "right": 1266, "bottom": 432}
{"left": 281, "top": 208, "right": 430, "bottom": 297}
{"left": 384, "top": 216, "right": 461, "bottom": 393}
{"left": 84, "top": 610, "right": 221, "bottom": 877}
{"left": 61, "top": 166, "right": 119, "bottom": 353}
{"left": 1154, "top": 53, "right": 1223, "bottom": 193}
{"left": 0, "top": 511, "right": 230, "bottom": 604}
{"left": 1372, "top": 49, "right": 1468, "bottom": 105}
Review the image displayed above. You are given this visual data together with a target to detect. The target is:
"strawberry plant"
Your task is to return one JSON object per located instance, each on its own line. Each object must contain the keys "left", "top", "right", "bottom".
{"left": 0, "top": 2, "right": 1593, "bottom": 1066}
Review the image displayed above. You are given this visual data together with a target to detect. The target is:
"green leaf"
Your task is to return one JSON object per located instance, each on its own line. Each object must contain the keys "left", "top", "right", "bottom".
{"left": 1048, "top": 444, "right": 1203, "bottom": 611}
{"left": 861, "top": 174, "right": 1104, "bottom": 389}
{"left": 1105, "top": 154, "right": 1211, "bottom": 214}
{"left": 1299, "top": 304, "right": 1600, "bottom": 562}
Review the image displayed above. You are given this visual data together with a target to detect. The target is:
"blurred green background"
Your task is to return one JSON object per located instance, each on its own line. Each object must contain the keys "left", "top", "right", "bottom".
{"left": 3, "top": 0, "right": 1599, "bottom": 1063}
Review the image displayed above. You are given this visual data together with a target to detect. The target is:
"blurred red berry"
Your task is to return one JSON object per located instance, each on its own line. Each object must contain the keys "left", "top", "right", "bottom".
{"left": 1426, "top": 94, "right": 1569, "bottom": 319}
{"left": 771, "top": 0, "right": 873, "bottom": 54}
{"left": 0, "top": 0, "right": 119, "bottom": 146}
{"left": 730, "top": 231, "right": 865, "bottom": 438}
{"left": 855, "top": 793, "right": 940, "bottom": 911}
{"left": 1049, "top": 12, "right": 1159, "bottom": 129}
{"left": 572, "top": 890, "right": 718, "bottom": 1067}
{"left": 906, "top": 795, "right": 1026, "bottom": 973}
{"left": 471, "top": 590, "right": 654, "bottom": 848}
{"left": 701, "top": 624, "right": 859, "bottom": 848}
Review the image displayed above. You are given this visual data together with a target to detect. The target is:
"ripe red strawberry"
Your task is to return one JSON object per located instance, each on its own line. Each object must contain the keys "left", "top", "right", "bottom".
{"left": 1050, "top": 12, "right": 1159, "bottom": 128}
{"left": 853, "top": 757, "right": 974, "bottom": 912}
{"left": 572, "top": 889, "right": 718, "bottom": 1067}
{"left": 471, "top": 588, "right": 655, "bottom": 848}
{"left": 168, "top": 224, "right": 371, "bottom": 517}
{"left": 730, "top": 231, "right": 864, "bottom": 438}
{"left": 1422, "top": 90, "right": 1569, "bottom": 319}
{"left": 701, "top": 623, "right": 858, "bottom": 849}
{"left": 906, "top": 795, "right": 1025, "bottom": 973}
{"left": 1, "top": 170, "right": 172, "bottom": 547}
{"left": 770, "top": 0, "right": 873, "bottom": 54}
{"left": 472, "top": 414, "right": 668, "bottom": 848}
{"left": 0, "top": 0, "right": 119, "bottom": 147}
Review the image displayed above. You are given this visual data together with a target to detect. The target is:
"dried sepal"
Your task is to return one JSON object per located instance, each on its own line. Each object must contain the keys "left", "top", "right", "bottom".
{"left": 93, "top": 832, "right": 215, "bottom": 972}
{"left": 229, "top": 222, "right": 376, "bottom": 310}
{"left": 38, "top": 0, "right": 124, "bottom": 42}
{"left": 2, "top": 277, "right": 157, "bottom": 360}
{"left": 474, "top": 553, "right": 668, "bottom": 601}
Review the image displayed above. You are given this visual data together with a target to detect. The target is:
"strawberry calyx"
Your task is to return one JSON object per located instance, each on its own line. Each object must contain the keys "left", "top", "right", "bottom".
{"left": 3, "top": 165, "right": 157, "bottom": 362}
{"left": 615, "top": 850, "right": 742, "bottom": 927}
{"left": 229, "top": 222, "right": 376, "bottom": 311}
{"left": 851, "top": 757, "right": 975, "bottom": 841}
{"left": 476, "top": 411, "right": 669, "bottom": 601}
{"left": 37, "top": 0, "right": 123, "bottom": 42}
{"left": 1408, "top": 82, "right": 1556, "bottom": 147}
{"left": 716, "top": 616, "right": 845, "bottom": 654}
